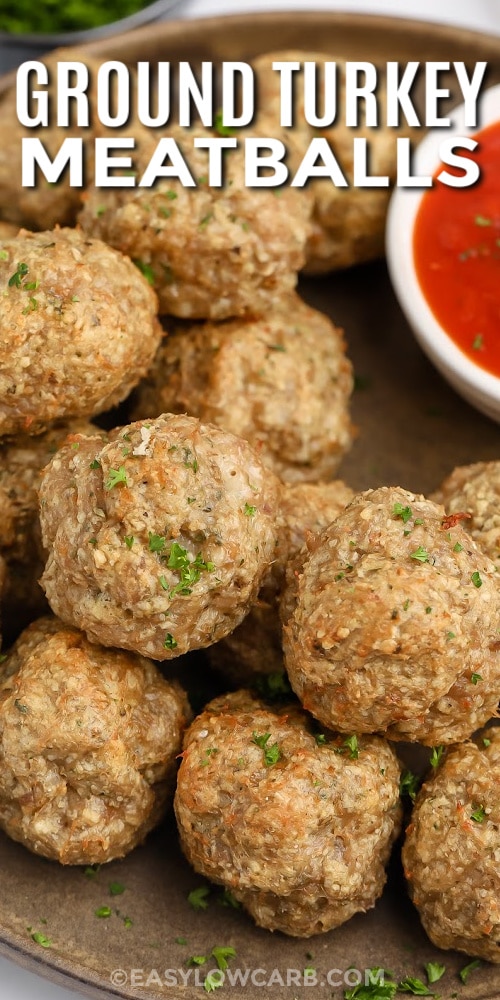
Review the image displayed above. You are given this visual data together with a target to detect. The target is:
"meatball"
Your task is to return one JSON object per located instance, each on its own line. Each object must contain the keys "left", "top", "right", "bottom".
{"left": 403, "top": 728, "right": 500, "bottom": 963}
{"left": 39, "top": 414, "right": 280, "bottom": 660}
{"left": 283, "top": 486, "right": 500, "bottom": 745}
{"left": 132, "top": 294, "right": 354, "bottom": 483}
{"left": 0, "top": 421, "right": 105, "bottom": 626}
{"left": 253, "top": 51, "right": 412, "bottom": 273}
{"left": 432, "top": 461, "right": 500, "bottom": 571}
{"left": 0, "top": 616, "right": 190, "bottom": 865}
{"left": 175, "top": 690, "right": 401, "bottom": 937}
{"left": 79, "top": 125, "right": 311, "bottom": 320}
{"left": 208, "top": 480, "right": 354, "bottom": 683}
{"left": 0, "top": 228, "right": 163, "bottom": 437}
{"left": 0, "top": 50, "right": 103, "bottom": 230}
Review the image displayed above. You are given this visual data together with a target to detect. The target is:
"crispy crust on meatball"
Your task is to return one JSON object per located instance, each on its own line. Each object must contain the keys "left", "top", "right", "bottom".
{"left": 79, "top": 126, "right": 311, "bottom": 320}
{"left": 0, "top": 228, "right": 162, "bottom": 437}
{"left": 132, "top": 294, "right": 354, "bottom": 483}
{"left": 39, "top": 415, "right": 280, "bottom": 660}
{"left": 432, "top": 461, "right": 500, "bottom": 571}
{"left": 208, "top": 480, "right": 354, "bottom": 683}
{"left": 175, "top": 690, "right": 401, "bottom": 937}
{"left": 0, "top": 617, "right": 190, "bottom": 864}
{"left": 402, "top": 728, "right": 500, "bottom": 962}
{"left": 283, "top": 487, "right": 500, "bottom": 745}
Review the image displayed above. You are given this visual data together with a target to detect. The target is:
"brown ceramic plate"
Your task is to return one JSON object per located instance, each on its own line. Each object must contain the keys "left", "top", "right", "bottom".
{"left": 1, "top": 12, "right": 500, "bottom": 1000}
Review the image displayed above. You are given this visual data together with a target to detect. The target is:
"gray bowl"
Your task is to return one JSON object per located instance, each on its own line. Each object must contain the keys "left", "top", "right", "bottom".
{"left": 0, "top": 0, "right": 183, "bottom": 72}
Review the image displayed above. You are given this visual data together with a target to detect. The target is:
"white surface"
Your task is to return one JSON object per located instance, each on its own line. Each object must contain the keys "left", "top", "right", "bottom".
{"left": 1, "top": 1, "right": 499, "bottom": 998}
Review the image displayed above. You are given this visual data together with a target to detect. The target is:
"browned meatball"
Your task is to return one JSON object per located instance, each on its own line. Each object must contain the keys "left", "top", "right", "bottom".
{"left": 132, "top": 294, "right": 354, "bottom": 483}
{"left": 0, "top": 50, "right": 103, "bottom": 230}
{"left": 283, "top": 487, "right": 500, "bottom": 745}
{"left": 0, "top": 616, "right": 190, "bottom": 865}
{"left": 0, "top": 228, "right": 162, "bottom": 437}
{"left": 0, "top": 421, "right": 105, "bottom": 625}
{"left": 39, "top": 414, "right": 280, "bottom": 660}
{"left": 432, "top": 461, "right": 500, "bottom": 571}
{"left": 79, "top": 125, "right": 311, "bottom": 320}
{"left": 208, "top": 480, "right": 354, "bottom": 683}
{"left": 253, "top": 50, "right": 413, "bottom": 273}
{"left": 175, "top": 690, "right": 401, "bottom": 936}
{"left": 403, "top": 728, "right": 500, "bottom": 963}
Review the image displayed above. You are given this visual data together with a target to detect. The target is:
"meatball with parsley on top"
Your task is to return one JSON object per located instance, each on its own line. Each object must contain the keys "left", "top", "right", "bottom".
{"left": 39, "top": 414, "right": 280, "bottom": 661}
{"left": 283, "top": 486, "right": 500, "bottom": 745}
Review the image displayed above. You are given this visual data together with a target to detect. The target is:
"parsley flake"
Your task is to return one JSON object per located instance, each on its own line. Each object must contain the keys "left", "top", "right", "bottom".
{"left": 459, "top": 959, "right": 481, "bottom": 984}
{"left": 164, "top": 632, "right": 177, "bottom": 650}
{"left": 400, "top": 769, "right": 420, "bottom": 802}
{"left": 410, "top": 547, "right": 430, "bottom": 563}
{"left": 213, "top": 110, "right": 235, "bottom": 136}
{"left": 251, "top": 731, "right": 282, "bottom": 767}
{"left": 31, "top": 931, "right": 52, "bottom": 948}
{"left": 8, "top": 261, "right": 29, "bottom": 287}
{"left": 105, "top": 466, "right": 128, "bottom": 490}
{"left": 89, "top": 459, "right": 101, "bottom": 470}
{"left": 343, "top": 734, "right": 359, "bottom": 759}
{"left": 344, "top": 968, "right": 397, "bottom": 999}
{"left": 204, "top": 970, "right": 224, "bottom": 993}
{"left": 124, "top": 535, "right": 134, "bottom": 549}
{"left": 393, "top": 503, "right": 413, "bottom": 523}
{"left": 471, "top": 672, "right": 482, "bottom": 684}
{"left": 244, "top": 503, "right": 257, "bottom": 517}
{"left": 95, "top": 906, "right": 112, "bottom": 918}
{"left": 398, "top": 977, "right": 434, "bottom": 995}
{"left": 475, "top": 214, "right": 492, "bottom": 227}
{"left": 133, "top": 259, "right": 155, "bottom": 285}
{"left": 472, "top": 334, "right": 484, "bottom": 351}
{"left": 211, "top": 946, "right": 236, "bottom": 971}
{"left": 149, "top": 532, "right": 166, "bottom": 553}
{"left": 217, "top": 889, "right": 241, "bottom": 909}
{"left": 109, "top": 882, "right": 125, "bottom": 896}
{"left": 453, "top": 541, "right": 463, "bottom": 552}
{"left": 471, "top": 571, "right": 483, "bottom": 588}
{"left": 429, "top": 745, "right": 444, "bottom": 768}
{"left": 188, "top": 885, "right": 210, "bottom": 910}
{"left": 471, "top": 804, "right": 486, "bottom": 823}
{"left": 425, "top": 963, "right": 445, "bottom": 985}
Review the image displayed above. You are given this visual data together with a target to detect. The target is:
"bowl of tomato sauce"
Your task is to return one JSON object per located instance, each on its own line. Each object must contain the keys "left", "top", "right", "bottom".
{"left": 386, "top": 83, "right": 500, "bottom": 423}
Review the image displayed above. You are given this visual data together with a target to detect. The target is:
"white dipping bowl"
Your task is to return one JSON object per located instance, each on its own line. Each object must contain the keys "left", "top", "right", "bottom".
{"left": 386, "top": 82, "right": 500, "bottom": 423}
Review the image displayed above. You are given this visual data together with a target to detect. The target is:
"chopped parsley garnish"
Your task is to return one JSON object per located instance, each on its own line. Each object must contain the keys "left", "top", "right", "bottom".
{"left": 471, "top": 571, "right": 483, "bottom": 588}
{"left": 166, "top": 542, "right": 215, "bottom": 598}
{"left": 133, "top": 259, "right": 155, "bottom": 285}
{"left": 95, "top": 905, "right": 112, "bottom": 918}
{"left": 199, "top": 213, "right": 213, "bottom": 229}
{"left": 453, "top": 541, "right": 463, "bottom": 552}
{"left": 123, "top": 915, "right": 133, "bottom": 929}
{"left": 164, "top": 632, "right": 177, "bottom": 650}
{"left": 315, "top": 733, "right": 327, "bottom": 745}
{"left": 105, "top": 466, "right": 128, "bottom": 490}
{"left": 0, "top": 249, "right": 8, "bottom": 260}
{"left": 124, "top": 535, "right": 134, "bottom": 549}
{"left": 425, "top": 963, "right": 445, "bottom": 985}
{"left": 446, "top": 631, "right": 456, "bottom": 640}
{"left": 429, "top": 745, "right": 444, "bottom": 768}
{"left": 187, "top": 885, "right": 211, "bottom": 910}
{"left": 475, "top": 214, "right": 492, "bottom": 227}
{"left": 344, "top": 968, "right": 397, "bottom": 999}
{"left": 403, "top": 599, "right": 410, "bottom": 611}
{"left": 425, "top": 606, "right": 432, "bottom": 614}
{"left": 459, "top": 959, "right": 481, "bottom": 984}
{"left": 89, "top": 459, "right": 101, "bottom": 470}
{"left": 8, "top": 261, "right": 29, "bottom": 287}
{"left": 14, "top": 699, "right": 28, "bottom": 714}
{"left": 470, "top": 804, "right": 486, "bottom": 823}
{"left": 252, "top": 731, "right": 282, "bottom": 767}
{"left": 393, "top": 503, "right": 413, "bottom": 524}
{"left": 189, "top": 955, "right": 208, "bottom": 967}
{"left": 410, "top": 547, "right": 430, "bottom": 563}
{"left": 149, "top": 532, "right": 166, "bottom": 553}
{"left": 201, "top": 748, "right": 219, "bottom": 766}
{"left": 398, "top": 977, "right": 434, "bottom": 995}
{"left": 213, "top": 110, "right": 235, "bottom": 136}
{"left": 483, "top": 737, "right": 491, "bottom": 747}
{"left": 472, "top": 334, "right": 484, "bottom": 351}
{"left": 83, "top": 864, "right": 101, "bottom": 879}
{"left": 109, "top": 882, "right": 125, "bottom": 896}
{"left": 400, "top": 769, "right": 420, "bottom": 802}
{"left": 343, "top": 734, "right": 359, "bottom": 759}
{"left": 217, "top": 889, "right": 241, "bottom": 909}
{"left": 244, "top": 503, "right": 257, "bottom": 517}
{"left": 31, "top": 931, "right": 52, "bottom": 948}
{"left": 268, "top": 343, "right": 286, "bottom": 352}
{"left": 159, "top": 575, "right": 169, "bottom": 590}
{"left": 254, "top": 670, "right": 291, "bottom": 700}
{"left": 211, "top": 946, "right": 236, "bottom": 971}
{"left": 204, "top": 970, "right": 224, "bottom": 993}
{"left": 471, "top": 672, "right": 482, "bottom": 684}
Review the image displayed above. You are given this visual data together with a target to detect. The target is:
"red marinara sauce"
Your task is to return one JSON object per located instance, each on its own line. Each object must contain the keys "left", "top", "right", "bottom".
{"left": 413, "top": 120, "right": 500, "bottom": 377}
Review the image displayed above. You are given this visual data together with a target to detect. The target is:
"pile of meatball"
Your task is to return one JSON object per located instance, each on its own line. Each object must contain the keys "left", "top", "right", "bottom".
{"left": 0, "top": 46, "right": 498, "bottom": 968}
